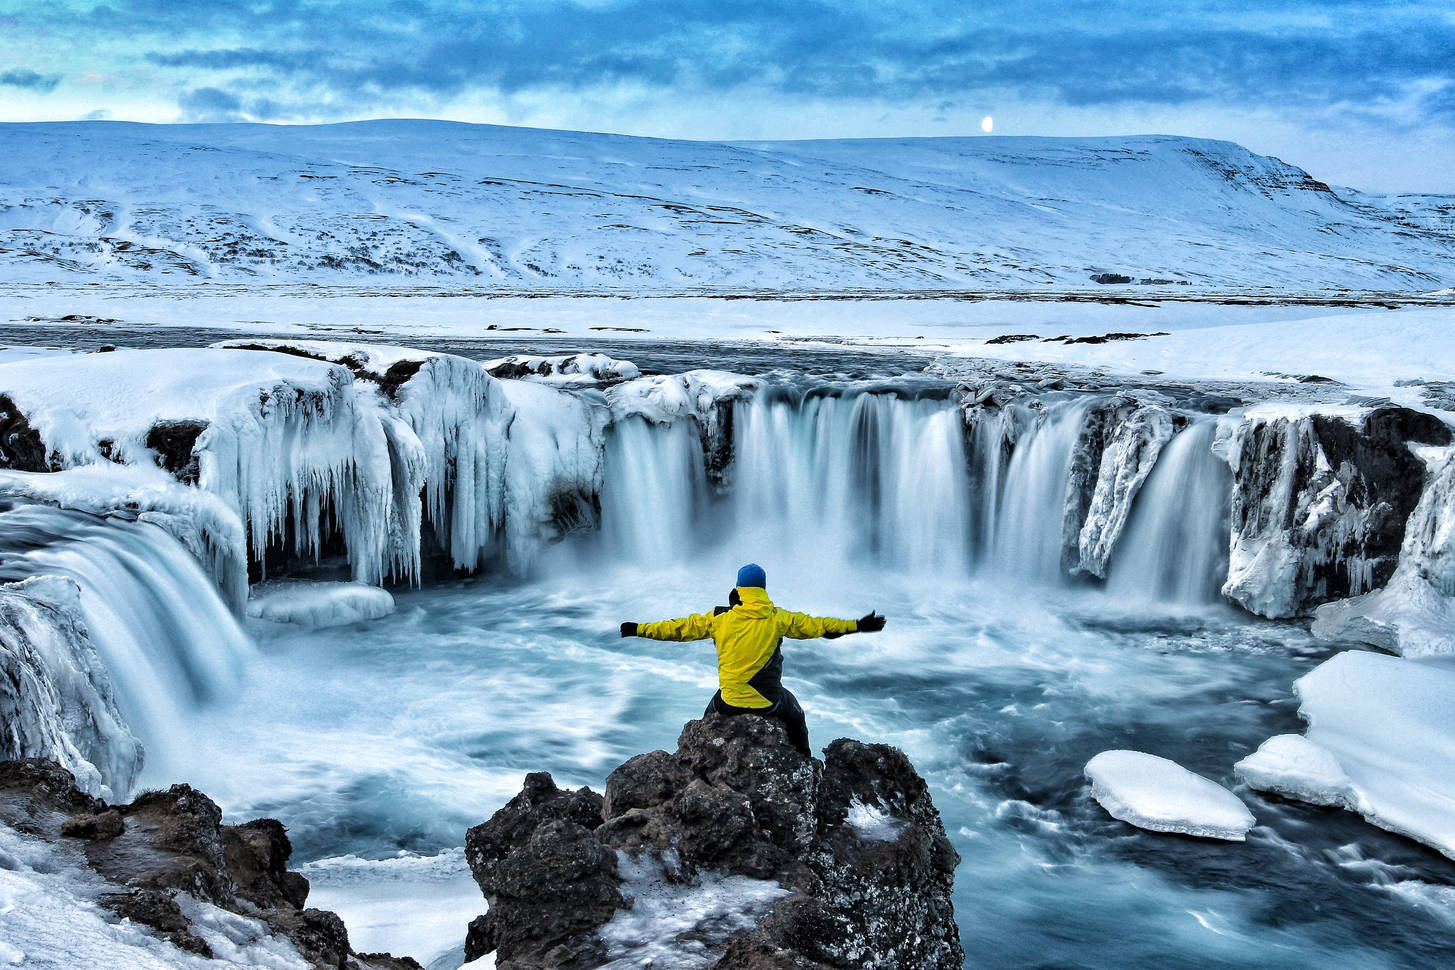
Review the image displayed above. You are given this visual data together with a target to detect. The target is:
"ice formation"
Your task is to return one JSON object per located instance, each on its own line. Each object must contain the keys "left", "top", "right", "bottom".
{"left": 0, "top": 576, "right": 142, "bottom": 799}
{"left": 1236, "top": 650, "right": 1455, "bottom": 860}
{"left": 1311, "top": 446, "right": 1455, "bottom": 656}
{"left": 246, "top": 581, "right": 397, "bottom": 629}
{"left": 1085, "top": 750, "right": 1256, "bottom": 841}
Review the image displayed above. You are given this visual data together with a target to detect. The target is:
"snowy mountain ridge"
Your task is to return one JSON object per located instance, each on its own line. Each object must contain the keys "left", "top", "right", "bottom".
{"left": 1, "top": 120, "right": 1451, "bottom": 293}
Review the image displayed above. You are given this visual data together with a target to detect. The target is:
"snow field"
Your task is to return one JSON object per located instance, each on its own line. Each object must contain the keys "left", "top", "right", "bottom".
{"left": 1085, "top": 750, "right": 1256, "bottom": 841}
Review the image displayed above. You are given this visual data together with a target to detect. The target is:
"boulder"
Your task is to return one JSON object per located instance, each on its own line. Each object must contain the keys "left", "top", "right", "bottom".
{"left": 464, "top": 715, "right": 963, "bottom": 969}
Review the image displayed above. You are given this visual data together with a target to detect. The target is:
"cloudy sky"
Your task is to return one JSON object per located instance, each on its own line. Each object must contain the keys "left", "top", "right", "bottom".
{"left": 1, "top": 0, "right": 1451, "bottom": 191}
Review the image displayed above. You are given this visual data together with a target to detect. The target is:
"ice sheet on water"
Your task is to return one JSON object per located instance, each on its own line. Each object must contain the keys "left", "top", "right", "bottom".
{"left": 1085, "top": 750, "right": 1256, "bottom": 841}
{"left": 598, "top": 852, "right": 790, "bottom": 969}
{"left": 299, "top": 849, "right": 479, "bottom": 966}
{"left": 246, "top": 581, "right": 396, "bottom": 629}
{"left": 1237, "top": 649, "right": 1455, "bottom": 860}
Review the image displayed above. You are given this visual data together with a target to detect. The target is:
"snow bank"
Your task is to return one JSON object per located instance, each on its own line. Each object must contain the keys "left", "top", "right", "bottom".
{"left": 0, "top": 576, "right": 142, "bottom": 799}
{"left": 1085, "top": 750, "right": 1255, "bottom": 841}
{"left": 485, "top": 353, "right": 640, "bottom": 385}
{"left": 1236, "top": 650, "right": 1455, "bottom": 859}
{"left": 246, "top": 581, "right": 396, "bottom": 629}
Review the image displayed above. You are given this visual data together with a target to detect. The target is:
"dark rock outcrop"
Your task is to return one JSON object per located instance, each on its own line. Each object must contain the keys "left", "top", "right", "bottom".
{"left": 464, "top": 716, "right": 963, "bottom": 970}
{"left": 1222, "top": 405, "right": 1452, "bottom": 616}
{"left": 0, "top": 758, "right": 419, "bottom": 970}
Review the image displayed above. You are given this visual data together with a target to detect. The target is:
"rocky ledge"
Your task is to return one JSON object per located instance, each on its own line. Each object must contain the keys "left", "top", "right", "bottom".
{"left": 463, "top": 714, "right": 964, "bottom": 969}
{"left": 0, "top": 758, "right": 419, "bottom": 970}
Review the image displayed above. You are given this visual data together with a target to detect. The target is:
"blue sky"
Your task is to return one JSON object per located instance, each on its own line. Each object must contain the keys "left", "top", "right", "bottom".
{"left": 1, "top": 0, "right": 1451, "bottom": 191}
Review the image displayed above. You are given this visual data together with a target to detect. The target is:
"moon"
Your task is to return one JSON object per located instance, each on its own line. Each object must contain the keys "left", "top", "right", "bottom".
{"left": 981, "top": 116, "right": 994, "bottom": 134}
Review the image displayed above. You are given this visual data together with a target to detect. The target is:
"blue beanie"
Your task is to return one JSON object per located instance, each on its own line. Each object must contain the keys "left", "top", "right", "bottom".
{"left": 736, "top": 563, "right": 766, "bottom": 589}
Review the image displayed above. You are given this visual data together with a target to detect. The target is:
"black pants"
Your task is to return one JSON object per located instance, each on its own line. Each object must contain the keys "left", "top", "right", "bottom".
{"left": 705, "top": 689, "right": 811, "bottom": 757}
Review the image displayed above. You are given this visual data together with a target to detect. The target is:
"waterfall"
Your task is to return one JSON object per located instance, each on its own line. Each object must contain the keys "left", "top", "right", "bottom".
{"left": 987, "top": 400, "right": 1094, "bottom": 582}
{"left": 593, "top": 386, "right": 1233, "bottom": 607}
{"left": 1107, "top": 419, "right": 1232, "bottom": 604}
{"left": 0, "top": 503, "right": 254, "bottom": 786}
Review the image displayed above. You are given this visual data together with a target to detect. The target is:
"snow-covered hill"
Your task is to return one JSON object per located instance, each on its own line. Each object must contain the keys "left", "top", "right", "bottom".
{"left": 0, "top": 120, "right": 1451, "bottom": 293}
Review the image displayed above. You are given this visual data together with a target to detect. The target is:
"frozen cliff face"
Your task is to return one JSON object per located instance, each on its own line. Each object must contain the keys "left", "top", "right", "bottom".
{"left": 463, "top": 715, "right": 963, "bottom": 970}
{"left": 0, "top": 577, "right": 142, "bottom": 800}
{"left": 1311, "top": 446, "right": 1455, "bottom": 655}
{"left": 499, "top": 380, "right": 609, "bottom": 571}
{"left": 1216, "top": 405, "right": 1453, "bottom": 618}
{"left": 1066, "top": 400, "right": 1178, "bottom": 578}
{"left": 606, "top": 370, "right": 761, "bottom": 486}
{"left": 0, "top": 343, "right": 520, "bottom": 590}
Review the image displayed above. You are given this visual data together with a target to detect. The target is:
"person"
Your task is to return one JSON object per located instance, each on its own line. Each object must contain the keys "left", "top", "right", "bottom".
{"left": 619, "top": 563, "right": 885, "bottom": 757}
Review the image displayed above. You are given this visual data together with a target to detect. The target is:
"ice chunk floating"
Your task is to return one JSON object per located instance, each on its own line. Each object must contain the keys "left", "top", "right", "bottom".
{"left": 1086, "top": 750, "right": 1256, "bottom": 841}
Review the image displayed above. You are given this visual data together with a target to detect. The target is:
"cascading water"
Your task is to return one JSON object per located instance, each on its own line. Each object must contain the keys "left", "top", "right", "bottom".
{"left": 598, "top": 388, "right": 977, "bottom": 578}
{"left": 0, "top": 503, "right": 254, "bottom": 788}
{"left": 986, "top": 399, "right": 1095, "bottom": 582}
{"left": 1107, "top": 418, "right": 1232, "bottom": 604}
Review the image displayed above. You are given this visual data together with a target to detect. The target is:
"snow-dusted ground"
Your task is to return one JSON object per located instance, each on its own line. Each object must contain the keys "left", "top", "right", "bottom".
{"left": 2, "top": 122, "right": 1451, "bottom": 292}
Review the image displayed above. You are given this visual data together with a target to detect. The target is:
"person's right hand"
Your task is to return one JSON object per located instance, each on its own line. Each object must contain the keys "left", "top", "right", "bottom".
{"left": 620, "top": 622, "right": 639, "bottom": 638}
{"left": 857, "top": 611, "right": 886, "bottom": 633}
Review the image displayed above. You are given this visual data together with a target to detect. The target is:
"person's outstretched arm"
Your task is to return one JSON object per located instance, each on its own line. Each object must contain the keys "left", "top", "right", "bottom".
{"left": 621, "top": 611, "right": 716, "bottom": 641}
{"left": 777, "top": 610, "right": 885, "bottom": 640}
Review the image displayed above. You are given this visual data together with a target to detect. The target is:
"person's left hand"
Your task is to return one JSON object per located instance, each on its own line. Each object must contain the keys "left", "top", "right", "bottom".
{"left": 620, "top": 621, "right": 639, "bottom": 637}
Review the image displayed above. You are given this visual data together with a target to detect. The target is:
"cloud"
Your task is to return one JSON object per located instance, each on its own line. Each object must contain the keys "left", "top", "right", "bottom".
{"left": 82, "top": 108, "right": 112, "bottom": 120}
{"left": 178, "top": 85, "right": 244, "bottom": 122}
{"left": 0, "top": 69, "right": 62, "bottom": 93}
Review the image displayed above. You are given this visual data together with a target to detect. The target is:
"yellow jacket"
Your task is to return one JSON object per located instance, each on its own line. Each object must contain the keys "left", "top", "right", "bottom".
{"left": 637, "top": 586, "right": 858, "bottom": 709}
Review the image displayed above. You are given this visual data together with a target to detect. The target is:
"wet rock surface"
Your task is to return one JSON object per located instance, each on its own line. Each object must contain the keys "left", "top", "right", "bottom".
{"left": 464, "top": 715, "right": 963, "bottom": 970}
{"left": 0, "top": 758, "right": 420, "bottom": 970}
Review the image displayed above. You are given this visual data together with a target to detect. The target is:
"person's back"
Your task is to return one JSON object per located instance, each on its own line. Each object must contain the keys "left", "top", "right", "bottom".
{"left": 620, "top": 563, "right": 885, "bottom": 756}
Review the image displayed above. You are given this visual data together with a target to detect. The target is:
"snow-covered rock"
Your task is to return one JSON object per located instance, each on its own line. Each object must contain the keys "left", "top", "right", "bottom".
{"left": 1236, "top": 650, "right": 1455, "bottom": 860}
{"left": 0, "top": 577, "right": 142, "bottom": 800}
{"left": 484, "top": 353, "right": 640, "bottom": 385}
{"left": 606, "top": 370, "right": 760, "bottom": 485}
{"left": 245, "top": 581, "right": 396, "bottom": 629}
{"left": 1085, "top": 750, "right": 1256, "bottom": 841}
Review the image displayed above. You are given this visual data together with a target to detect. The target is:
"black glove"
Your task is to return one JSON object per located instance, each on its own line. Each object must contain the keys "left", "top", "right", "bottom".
{"left": 856, "top": 611, "right": 886, "bottom": 633}
{"left": 620, "top": 621, "right": 639, "bottom": 638}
